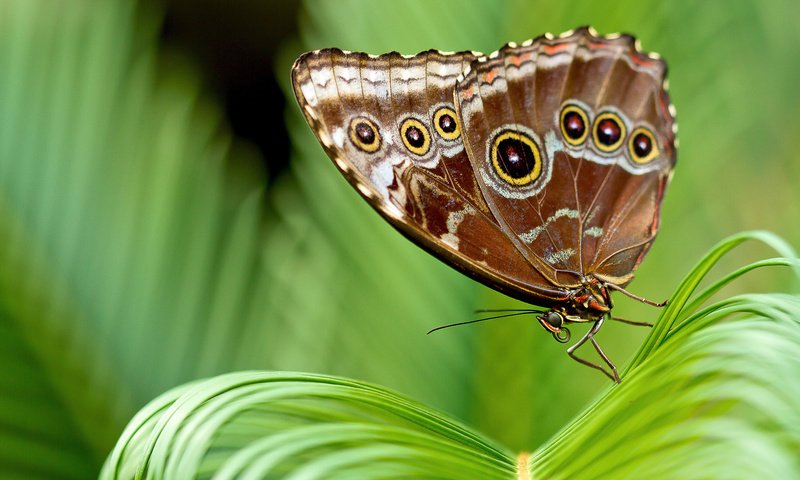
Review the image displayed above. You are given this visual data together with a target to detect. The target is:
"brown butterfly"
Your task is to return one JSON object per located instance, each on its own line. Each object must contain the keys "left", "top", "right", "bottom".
{"left": 291, "top": 27, "right": 677, "bottom": 383}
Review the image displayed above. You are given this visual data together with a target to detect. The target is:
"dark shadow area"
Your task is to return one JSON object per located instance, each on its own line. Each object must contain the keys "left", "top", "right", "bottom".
{"left": 157, "top": 0, "right": 300, "bottom": 183}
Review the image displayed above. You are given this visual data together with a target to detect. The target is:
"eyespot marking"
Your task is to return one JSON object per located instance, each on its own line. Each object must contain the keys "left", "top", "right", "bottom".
{"left": 491, "top": 130, "right": 542, "bottom": 186}
{"left": 629, "top": 127, "right": 659, "bottom": 164}
{"left": 349, "top": 117, "right": 381, "bottom": 153}
{"left": 560, "top": 104, "right": 589, "bottom": 146}
{"left": 593, "top": 112, "right": 626, "bottom": 153}
{"left": 400, "top": 118, "right": 431, "bottom": 156}
{"left": 433, "top": 107, "right": 460, "bottom": 141}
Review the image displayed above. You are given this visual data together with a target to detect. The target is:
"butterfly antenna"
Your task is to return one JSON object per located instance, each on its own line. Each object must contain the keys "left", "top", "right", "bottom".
{"left": 427, "top": 311, "right": 543, "bottom": 335}
{"left": 474, "top": 308, "right": 540, "bottom": 313}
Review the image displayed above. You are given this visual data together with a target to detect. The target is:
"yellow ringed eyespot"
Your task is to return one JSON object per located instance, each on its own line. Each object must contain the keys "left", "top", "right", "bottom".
{"left": 628, "top": 127, "right": 659, "bottom": 164}
{"left": 592, "top": 112, "right": 626, "bottom": 153}
{"left": 349, "top": 117, "right": 381, "bottom": 153}
{"left": 560, "top": 104, "right": 589, "bottom": 146}
{"left": 400, "top": 118, "right": 431, "bottom": 156}
{"left": 433, "top": 107, "right": 460, "bottom": 141}
{"left": 490, "top": 130, "right": 542, "bottom": 186}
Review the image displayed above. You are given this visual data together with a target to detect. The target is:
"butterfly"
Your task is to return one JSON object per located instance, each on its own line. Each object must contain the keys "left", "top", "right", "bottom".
{"left": 291, "top": 27, "right": 677, "bottom": 383}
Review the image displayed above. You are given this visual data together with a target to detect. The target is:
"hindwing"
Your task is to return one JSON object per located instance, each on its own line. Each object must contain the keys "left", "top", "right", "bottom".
{"left": 455, "top": 27, "right": 677, "bottom": 289}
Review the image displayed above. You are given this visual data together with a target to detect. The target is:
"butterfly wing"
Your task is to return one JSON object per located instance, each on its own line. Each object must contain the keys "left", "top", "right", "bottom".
{"left": 455, "top": 28, "right": 677, "bottom": 289}
{"left": 292, "top": 49, "right": 566, "bottom": 304}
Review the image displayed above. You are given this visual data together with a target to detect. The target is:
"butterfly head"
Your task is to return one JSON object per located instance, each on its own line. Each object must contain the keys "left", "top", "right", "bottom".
{"left": 537, "top": 275, "right": 614, "bottom": 342}
{"left": 537, "top": 311, "right": 570, "bottom": 343}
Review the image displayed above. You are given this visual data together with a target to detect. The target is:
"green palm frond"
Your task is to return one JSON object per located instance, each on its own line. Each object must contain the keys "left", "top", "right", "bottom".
{"left": 0, "top": 0, "right": 279, "bottom": 474}
{"left": 535, "top": 231, "right": 800, "bottom": 478}
{"left": 101, "top": 231, "right": 800, "bottom": 479}
{"left": 102, "top": 372, "right": 514, "bottom": 479}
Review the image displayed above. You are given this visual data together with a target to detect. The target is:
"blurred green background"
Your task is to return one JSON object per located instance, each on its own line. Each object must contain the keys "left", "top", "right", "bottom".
{"left": 1, "top": 0, "right": 799, "bottom": 477}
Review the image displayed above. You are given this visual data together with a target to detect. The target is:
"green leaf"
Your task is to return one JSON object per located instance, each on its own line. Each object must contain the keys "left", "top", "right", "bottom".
{"left": 0, "top": 0, "right": 272, "bottom": 475}
{"left": 535, "top": 231, "right": 800, "bottom": 478}
{"left": 102, "top": 231, "right": 800, "bottom": 478}
{"left": 101, "top": 372, "right": 514, "bottom": 479}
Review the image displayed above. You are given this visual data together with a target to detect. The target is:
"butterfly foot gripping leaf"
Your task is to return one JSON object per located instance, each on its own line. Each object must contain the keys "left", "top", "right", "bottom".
{"left": 291, "top": 27, "right": 677, "bottom": 382}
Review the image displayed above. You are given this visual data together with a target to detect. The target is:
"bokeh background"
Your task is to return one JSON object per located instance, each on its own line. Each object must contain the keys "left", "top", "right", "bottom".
{"left": 2, "top": 0, "right": 799, "bottom": 477}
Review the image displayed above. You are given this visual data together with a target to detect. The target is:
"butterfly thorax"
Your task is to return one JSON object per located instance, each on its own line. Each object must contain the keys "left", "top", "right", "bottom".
{"left": 564, "top": 275, "right": 612, "bottom": 319}
{"left": 537, "top": 275, "right": 612, "bottom": 341}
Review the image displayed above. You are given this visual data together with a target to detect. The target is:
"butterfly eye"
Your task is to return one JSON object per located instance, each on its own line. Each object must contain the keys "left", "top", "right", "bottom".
{"left": 433, "top": 107, "right": 461, "bottom": 141}
{"left": 349, "top": 117, "right": 381, "bottom": 153}
{"left": 559, "top": 105, "right": 589, "bottom": 146}
{"left": 628, "top": 127, "right": 660, "bottom": 164}
{"left": 490, "top": 130, "right": 542, "bottom": 186}
{"left": 539, "top": 311, "right": 571, "bottom": 343}
{"left": 592, "top": 112, "right": 626, "bottom": 153}
{"left": 400, "top": 118, "right": 432, "bottom": 156}
{"left": 545, "top": 311, "right": 564, "bottom": 329}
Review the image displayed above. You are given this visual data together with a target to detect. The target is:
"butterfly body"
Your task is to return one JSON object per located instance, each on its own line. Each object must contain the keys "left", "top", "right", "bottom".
{"left": 292, "top": 27, "right": 676, "bottom": 382}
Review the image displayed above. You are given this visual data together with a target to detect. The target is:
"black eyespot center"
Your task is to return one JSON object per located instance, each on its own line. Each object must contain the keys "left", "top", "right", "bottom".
{"left": 439, "top": 114, "right": 457, "bottom": 133}
{"left": 355, "top": 122, "right": 375, "bottom": 144}
{"left": 597, "top": 119, "right": 621, "bottom": 145}
{"left": 499, "top": 138, "right": 533, "bottom": 178}
{"left": 405, "top": 125, "right": 425, "bottom": 148}
{"left": 633, "top": 132, "right": 652, "bottom": 157}
{"left": 563, "top": 112, "right": 585, "bottom": 139}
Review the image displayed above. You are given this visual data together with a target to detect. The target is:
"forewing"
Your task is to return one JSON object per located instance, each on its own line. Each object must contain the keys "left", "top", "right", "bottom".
{"left": 292, "top": 49, "right": 564, "bottom": 304}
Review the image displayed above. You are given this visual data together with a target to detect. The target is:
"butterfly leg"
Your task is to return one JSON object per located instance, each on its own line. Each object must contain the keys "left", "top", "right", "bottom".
{"left": 589, "top": 336, "right": 620, "bottom": 383}
{"left": 609, "top": 316, "right": 653, "bottom": 327}
{"left": 566, "top": 317, "right": 620, "bottom": 383}
{"left": 604, "top": 283, "right": 668, "bottom": 308}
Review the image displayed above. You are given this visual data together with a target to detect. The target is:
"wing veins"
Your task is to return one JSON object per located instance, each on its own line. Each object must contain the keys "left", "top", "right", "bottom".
{"left": 499, "top": 49, "right": 565, "bottom": 264}
{"left": 592, "top": 47, "right": 624, "bottom": 108}
{"left": 580, "top": 164, "right": 615, "bottom": 224}
{"left": 469, "top": 64, "right": 561, "bottom": 281}
{"left": 593, "top": 233, "right": 657, "bottom": 271}
{"left": 567, "top": 154, "right": 585, "bottom": 273}
{"left": 405, "top": 163, "right": 560, "bottom": 287}
{"left": 589, "top": 174, "right": 655, "bottom": 268}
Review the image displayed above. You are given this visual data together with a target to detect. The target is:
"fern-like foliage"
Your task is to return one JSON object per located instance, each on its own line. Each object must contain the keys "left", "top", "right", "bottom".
{"left": 101, "top": 232, "right": 800, "bottom": 478}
